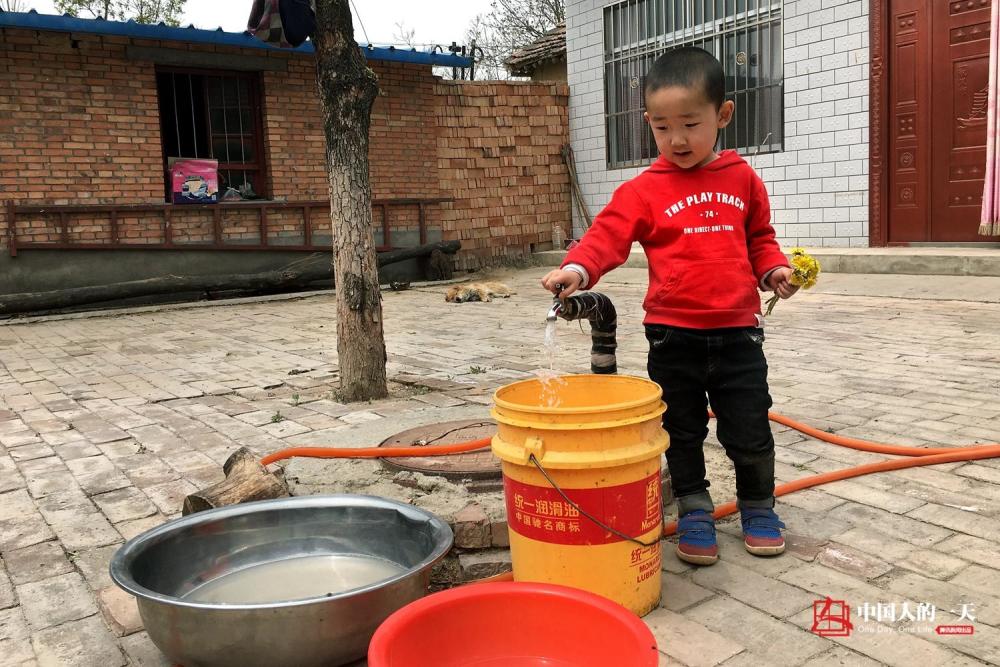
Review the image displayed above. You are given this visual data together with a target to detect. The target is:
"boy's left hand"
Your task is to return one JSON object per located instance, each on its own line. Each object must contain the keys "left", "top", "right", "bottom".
{"left": 767, "top": 267, "right": 800, "bottom": 299}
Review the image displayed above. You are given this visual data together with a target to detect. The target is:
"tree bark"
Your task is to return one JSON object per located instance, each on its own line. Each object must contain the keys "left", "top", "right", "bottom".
{"left": 314, "top": 0, "right": 388, "bottom": 402}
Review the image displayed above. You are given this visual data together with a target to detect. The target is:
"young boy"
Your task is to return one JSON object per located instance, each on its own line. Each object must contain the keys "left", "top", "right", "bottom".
{"left": 541, "top": 47, "right": 798, "bottom": 566}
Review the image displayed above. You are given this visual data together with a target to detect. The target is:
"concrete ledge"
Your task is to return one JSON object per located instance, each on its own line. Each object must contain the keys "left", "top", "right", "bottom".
{"left": 534, "top": 246, "right": 1000, "bottom": 277}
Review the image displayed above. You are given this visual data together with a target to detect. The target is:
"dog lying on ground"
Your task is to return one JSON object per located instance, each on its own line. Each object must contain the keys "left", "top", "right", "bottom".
{"left": 445, "top": 281, "right": 513, "bottom": 303}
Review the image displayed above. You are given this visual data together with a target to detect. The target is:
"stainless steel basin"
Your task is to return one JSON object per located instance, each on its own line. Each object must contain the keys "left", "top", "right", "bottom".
{"left": 109, "top": 495, "right": 453, "bottom": 667}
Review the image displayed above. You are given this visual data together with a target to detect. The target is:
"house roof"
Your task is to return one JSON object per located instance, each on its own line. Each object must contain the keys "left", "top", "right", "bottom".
{"left": 505, "top": 22, "right": 566, "bottom": 76}
{"left": 0, "top": 10, "right": 473, "bottom": 67}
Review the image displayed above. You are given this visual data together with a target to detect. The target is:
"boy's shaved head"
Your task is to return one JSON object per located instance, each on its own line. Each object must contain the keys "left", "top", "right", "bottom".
{"left": 643, "top": 46, "right": 726, "bottom": 109}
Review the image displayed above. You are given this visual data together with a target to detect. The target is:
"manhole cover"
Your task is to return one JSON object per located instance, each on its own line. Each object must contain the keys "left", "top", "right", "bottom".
{"left": 379, "top": 419, "right": 501, "bottom": 480}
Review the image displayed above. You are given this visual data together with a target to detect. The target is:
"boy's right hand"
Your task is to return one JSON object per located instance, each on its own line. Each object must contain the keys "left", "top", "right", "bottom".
{"left": 541, "top": 269, "right": 583, "bottom": 298}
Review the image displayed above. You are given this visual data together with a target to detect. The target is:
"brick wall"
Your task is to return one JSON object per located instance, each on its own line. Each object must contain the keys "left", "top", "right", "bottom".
{"left": 259, "top": 57, "right": 445, "bottom": 246}
{"left": 565, "top": 0, "right": 871, "bottom": 247}
{"left": 765, "top": 0, "right": 870, "bottom": 247}
{"left": 0, "top": 27, "right": 569, "bottom": 265}
{"left": 263, "top": 59, "right": 441, "bottom": 202}
{"left": 436, "top": 80, "right": 571, "bottom": 269}
{"left": 0, "top": 31, "right": 163, "bottom": 208}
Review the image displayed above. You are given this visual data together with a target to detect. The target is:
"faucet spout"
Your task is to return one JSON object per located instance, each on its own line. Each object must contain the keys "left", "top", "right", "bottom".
{"left": 546, "top": 300, "right": 562, "bottom": 322}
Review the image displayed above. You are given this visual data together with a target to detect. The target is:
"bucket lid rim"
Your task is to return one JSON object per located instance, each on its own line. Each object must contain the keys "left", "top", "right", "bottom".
{"left": 492, "top": 374, "right": 663, "bottom": 415}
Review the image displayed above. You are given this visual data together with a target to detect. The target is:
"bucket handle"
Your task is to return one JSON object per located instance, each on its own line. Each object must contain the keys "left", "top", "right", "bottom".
{"left": 528, "top": 453, "right": 662, "bottom": 548}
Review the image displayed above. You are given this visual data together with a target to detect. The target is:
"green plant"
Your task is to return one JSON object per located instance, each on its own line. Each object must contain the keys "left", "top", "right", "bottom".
{"left": 271, "top": 411, "right": 285, "bottom": 424}
{"left": 290, "top": 394, "right": 301, "bottom": 406}
{"left": 469, "top": 365, "right": 486, "bottom": 374}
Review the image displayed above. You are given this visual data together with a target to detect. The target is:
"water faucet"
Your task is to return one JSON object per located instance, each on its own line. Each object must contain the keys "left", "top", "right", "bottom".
{"left": 546, "top": 300, "right": 563, "bottom": 322}
{"left": 546, "top": 283, "right": 565, "bottom": 322}
{"left": 544, "top": 291, "right": 619, "bottom": 375}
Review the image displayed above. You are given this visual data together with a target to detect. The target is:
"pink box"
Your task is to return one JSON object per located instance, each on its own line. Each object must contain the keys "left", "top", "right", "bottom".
{"left": 170, "top": 159, "right": 219, "bottom": 204}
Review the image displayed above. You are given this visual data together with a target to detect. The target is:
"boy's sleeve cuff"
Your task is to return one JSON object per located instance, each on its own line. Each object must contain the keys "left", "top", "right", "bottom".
{"left": 563, "top": 263, "right": 590, "bottom": 289}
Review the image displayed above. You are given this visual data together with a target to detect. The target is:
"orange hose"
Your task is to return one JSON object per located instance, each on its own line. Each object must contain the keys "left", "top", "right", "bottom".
{"left": 259, "top": 412, "right": 1000, "bottom": 551}
{"left": 258, "top": 437, "right": 493, "bottom": 467}
{"left": 653, "top": 410, "right": 1000, "bottom": 536}
{"left": 663, "top": 443, "right": 1000, "bottom": 536}
{"left": 764, "top": 410, "right": 996, "bottom": 456}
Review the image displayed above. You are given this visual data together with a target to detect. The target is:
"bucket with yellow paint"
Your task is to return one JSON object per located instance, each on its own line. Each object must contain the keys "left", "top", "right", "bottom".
{"left": 491, "top": 374, "right": 668, "bottom": 617}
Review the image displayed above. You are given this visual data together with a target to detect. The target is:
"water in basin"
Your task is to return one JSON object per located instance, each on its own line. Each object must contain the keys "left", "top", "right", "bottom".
{"left": 183, "top": 554, "right": 406, "bottom": 604}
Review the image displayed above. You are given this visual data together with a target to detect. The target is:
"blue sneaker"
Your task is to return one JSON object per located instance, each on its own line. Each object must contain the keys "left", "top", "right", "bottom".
{"left": 740, "top": 507, "right": 786, "bottom": 556}
{"left": 676, "top": 510, "right": 718, "bottom": 565}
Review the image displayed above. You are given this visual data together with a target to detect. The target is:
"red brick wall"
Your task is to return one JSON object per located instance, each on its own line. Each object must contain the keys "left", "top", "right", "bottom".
{"left": 0, "top": 28, "right": 569, "bottom": 264}
{"left": 260, "top": 58, "right": 326, "bottom": 202}
{"left": 0, "top": 31, "right": 163, "bottom": 208}
{"left": 436, "top": 80, "right": 571, "bottom": 269}
{"left": 262, "top": 59, "right": 440, "bottom": 201}
{"left": 369, "top": 63, "right": 441, "bottom": 200}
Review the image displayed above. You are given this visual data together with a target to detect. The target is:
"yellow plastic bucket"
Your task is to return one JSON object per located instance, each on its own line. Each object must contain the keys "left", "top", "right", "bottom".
{"left": 491, "top": 374, "right": 668, "bottom": 617}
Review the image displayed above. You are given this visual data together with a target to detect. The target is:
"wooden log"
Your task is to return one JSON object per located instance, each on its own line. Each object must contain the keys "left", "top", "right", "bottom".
{"left": 0, "top": 240, "right": 461, "bottom": 315}
{"left": 182, "top": 447, "right": 290, "bottom": 515}
{"left": 375, "top": 240, "right": 460, "bottom": 267}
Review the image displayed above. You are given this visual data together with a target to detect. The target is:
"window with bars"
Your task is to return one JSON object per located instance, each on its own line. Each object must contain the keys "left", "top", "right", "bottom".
{"left": 604, "top": 0, "right": 783, "bottom": 168}
{"left": 156, "top": 70, "right": 268, "bottom": 200}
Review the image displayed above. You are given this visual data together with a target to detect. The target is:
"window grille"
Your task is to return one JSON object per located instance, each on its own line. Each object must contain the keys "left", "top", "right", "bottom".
{"left": 156, "top": 70, "right": 267, "bottom": 199}
{"left": 604, "top": 0, "right": 783, "bottom": 168}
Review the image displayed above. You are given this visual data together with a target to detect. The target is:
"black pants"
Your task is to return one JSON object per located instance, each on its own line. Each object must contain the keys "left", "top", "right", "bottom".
{"left": 646, "top": 324, "right": 776, "bottom": 516}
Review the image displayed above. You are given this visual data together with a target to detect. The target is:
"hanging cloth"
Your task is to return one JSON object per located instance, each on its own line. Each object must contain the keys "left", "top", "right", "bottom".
{"left": 247, "top": 0, "right": 316, "bottom": 49}
{"left": 979, "top": 0, "right": 1000, "bottom": 236}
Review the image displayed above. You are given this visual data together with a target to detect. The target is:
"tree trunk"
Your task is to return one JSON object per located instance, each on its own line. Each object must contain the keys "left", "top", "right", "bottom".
{"left": 314, "top": 0, "right": 388, "bottom": 401}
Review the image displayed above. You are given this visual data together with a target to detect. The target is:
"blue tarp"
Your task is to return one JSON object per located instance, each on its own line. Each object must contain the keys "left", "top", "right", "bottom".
{"left": 0, "top": 10, "right": 473, "bottom": 67}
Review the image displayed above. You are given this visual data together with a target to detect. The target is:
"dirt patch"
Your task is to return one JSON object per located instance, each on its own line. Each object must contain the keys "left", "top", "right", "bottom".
{"left": 286, "top": 457, "right": 507, "bottom": 525}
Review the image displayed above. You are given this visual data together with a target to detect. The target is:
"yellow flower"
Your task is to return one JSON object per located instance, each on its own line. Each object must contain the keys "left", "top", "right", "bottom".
{"left": 790, "top": 253, "right": 820, "bottom": 289}
{"left": 764, "top": 249, "right": 820, "bottom": 316}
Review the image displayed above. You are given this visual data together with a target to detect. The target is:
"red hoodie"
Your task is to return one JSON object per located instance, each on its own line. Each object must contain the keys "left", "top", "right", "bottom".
{"left": 563, "top": 150, "right": 789, "bottom": 329}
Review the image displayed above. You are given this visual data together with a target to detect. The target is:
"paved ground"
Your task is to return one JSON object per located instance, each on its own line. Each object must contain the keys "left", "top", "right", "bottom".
{"left": 2, "top": 267, "right": 1000, "bottom": 666}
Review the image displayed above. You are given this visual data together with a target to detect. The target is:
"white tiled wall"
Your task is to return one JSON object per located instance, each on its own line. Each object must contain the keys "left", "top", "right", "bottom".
{"left": 566, "top": 0, "right": 871, "bottom": 247}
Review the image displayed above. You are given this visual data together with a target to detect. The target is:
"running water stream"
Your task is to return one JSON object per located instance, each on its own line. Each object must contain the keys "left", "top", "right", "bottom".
{"left": 536, "top": 319, "right": 566, "bottom": 407}
{"left": 544, "top": 319, "right": 557, "bottom": 370}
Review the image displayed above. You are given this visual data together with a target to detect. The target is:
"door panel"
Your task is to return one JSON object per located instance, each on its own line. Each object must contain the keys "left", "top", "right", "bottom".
{"left": 930, "top": 0, "right": 992, "bottom": 242}
{"left": 886, "top": 0, "right": 991, "bottom": 243}
{"left": 887, "top": 0, "right": 930, "bottom": 243}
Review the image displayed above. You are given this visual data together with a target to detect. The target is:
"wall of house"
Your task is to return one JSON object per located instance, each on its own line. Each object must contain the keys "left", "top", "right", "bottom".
{"left": 0, "top": 31, "right": 163, "bottom": 209}
{"left": 529, "top": 60, "right": 569, "bottom": 82}
{"left": 262, "top": 56, "right": 442, "bottom": 202}
{"left": 565, "top": 0, "right": 870, "bottom": 247}
{"left": 258, "top": 56, "right": 444, "bottom": 247}
{"left": 0, "top": 27, "right": 571, "bottom": 288}
{"left": 0, "top": 29, "right": 445, "bottom": 248}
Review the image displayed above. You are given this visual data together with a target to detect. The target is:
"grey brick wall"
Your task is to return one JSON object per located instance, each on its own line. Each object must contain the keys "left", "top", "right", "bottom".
{"left": 565, "top": 0, "right": 871, "bottom": 247}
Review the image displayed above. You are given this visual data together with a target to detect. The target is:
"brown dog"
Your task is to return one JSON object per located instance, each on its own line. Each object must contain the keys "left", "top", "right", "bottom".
{"left": 444, "top": 281, "right": 513, "bottom": 303}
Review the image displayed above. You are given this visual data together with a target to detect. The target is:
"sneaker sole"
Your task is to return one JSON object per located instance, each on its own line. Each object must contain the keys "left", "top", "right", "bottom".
{"left": 744, "top": 541, "right": 785, "bottom": 556}
{"left": 676, "top": 545, "right": 719, "bottom": 565}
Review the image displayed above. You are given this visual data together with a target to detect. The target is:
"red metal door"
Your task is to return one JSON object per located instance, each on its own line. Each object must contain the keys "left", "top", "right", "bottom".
{"left": 887, "top": 0, "right": 991, "bottom": 243}
{"left": 930, "top": 0, "right": 993, "bottom": 241}
{"left": 887, "top": 0, "right": 931, "bottom": 242}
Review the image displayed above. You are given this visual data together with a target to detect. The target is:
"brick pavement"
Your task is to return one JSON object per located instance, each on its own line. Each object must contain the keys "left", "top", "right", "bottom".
{"left": 1, "top": 267, "right": 999, "bottom": 666}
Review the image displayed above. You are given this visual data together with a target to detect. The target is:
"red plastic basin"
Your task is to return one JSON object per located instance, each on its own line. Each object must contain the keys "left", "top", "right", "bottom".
{"left": 367, "top": 581, "right": 659, "bottom": 667}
